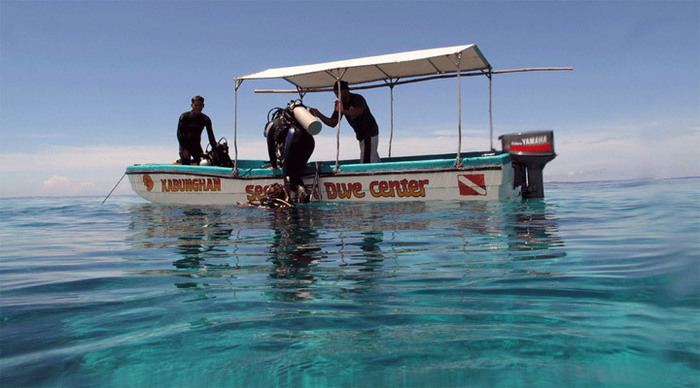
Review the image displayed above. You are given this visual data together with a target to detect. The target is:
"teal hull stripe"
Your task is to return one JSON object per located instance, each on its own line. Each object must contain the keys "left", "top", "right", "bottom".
{"left": 126, "top": 152, "right": 510, "bottom": 177}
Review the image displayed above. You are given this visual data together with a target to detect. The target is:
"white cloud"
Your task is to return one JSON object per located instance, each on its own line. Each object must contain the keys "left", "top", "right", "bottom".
{"left": 41, "top": 175, "right": 100, "bottom": 196}
{"left": 545, "top": 121, "right": 700, "bottom": 181}
{"left": 0, "top": 145, "right": 175, "bottom": 172}
{"left": 0, "top": 145, "right": 178, "bottom": 197}
{"left": 42, "top": 175, "right": 68, "bottom": 188}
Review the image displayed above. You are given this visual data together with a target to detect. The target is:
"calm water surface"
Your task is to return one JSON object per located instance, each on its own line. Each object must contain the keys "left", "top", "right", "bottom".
{"left": 1, "top": 178, "right": 698, "bottom": 387}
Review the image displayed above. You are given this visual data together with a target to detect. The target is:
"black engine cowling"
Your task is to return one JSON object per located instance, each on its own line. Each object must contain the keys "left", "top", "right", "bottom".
{"left": 499, "top": 131, "right": 556, "bottom": 199}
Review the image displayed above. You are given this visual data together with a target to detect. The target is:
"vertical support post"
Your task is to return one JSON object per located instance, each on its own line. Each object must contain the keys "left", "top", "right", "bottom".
{"left": 455, "top": 52, "right": 463, "bottom": 167}
{"left": 233, "top": 79, "right": 243, "bottom": 176}
{"left": 334, "top": 78, "right": 342, "bottom": 173}
{"left": 488, "top": 70, "right": 494, "bottom": 151}
{"left": 389, "top": 83, "right": 394, "bottom": 158}
{"left": 331, "top": 69, "right": 348, "bottom": 173}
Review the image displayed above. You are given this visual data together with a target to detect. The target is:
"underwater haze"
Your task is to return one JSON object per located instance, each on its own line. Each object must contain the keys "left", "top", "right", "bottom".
{"left": 1, "top": 178, "right": 698, "bottom": 387}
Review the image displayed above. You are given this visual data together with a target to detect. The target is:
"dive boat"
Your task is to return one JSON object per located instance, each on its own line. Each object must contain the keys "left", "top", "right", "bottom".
{"left": 126, "top": 44, "right": 570, "bottom": 205}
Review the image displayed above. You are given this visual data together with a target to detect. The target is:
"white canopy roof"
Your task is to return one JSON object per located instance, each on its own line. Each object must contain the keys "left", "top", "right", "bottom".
{"left": 235, "top": 44, "right": 491, "bottom": 90}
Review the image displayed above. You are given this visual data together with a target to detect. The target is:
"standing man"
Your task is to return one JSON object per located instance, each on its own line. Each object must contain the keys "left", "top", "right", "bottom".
{"left": 177, "top": 95, "right": 217, "bottom": 165}
{"left": 309, "top": 81, "right": 380, "bottom": 163}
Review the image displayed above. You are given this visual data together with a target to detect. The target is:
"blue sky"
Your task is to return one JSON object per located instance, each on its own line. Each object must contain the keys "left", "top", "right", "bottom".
{"left": 1, "top": 0, "right": 698, "bottom": 197}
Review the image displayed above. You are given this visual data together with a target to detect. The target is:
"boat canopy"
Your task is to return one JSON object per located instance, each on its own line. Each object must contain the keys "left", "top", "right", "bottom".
{"left": 231, "top": 44, "right": 496, "bottom": 173}
{"left": 230, "top": 44, "right": 570, "bottom": 175}
{"left": 235, "top": 44, "right": 491, "bottom": 91}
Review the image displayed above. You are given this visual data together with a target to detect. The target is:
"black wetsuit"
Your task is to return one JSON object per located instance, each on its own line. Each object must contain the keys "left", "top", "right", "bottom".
{"left": 330, "top": 93, "right": 379, "bottom": 140}
{"left": 177, "top": 111, "right": 216, "bottom": 164}
{"left": 267, "top": 119, "right": 315, "bottom": 200}
{"left": 330, "top": 92, "right": 379, "bottom": 163}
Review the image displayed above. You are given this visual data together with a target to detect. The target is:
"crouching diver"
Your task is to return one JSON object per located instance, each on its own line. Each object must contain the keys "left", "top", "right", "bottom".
{"left": 264, "top": 102, "right": 316, "bottom": 204}
{"left": 238, "top": 183, "right": 293, "bottom": 208}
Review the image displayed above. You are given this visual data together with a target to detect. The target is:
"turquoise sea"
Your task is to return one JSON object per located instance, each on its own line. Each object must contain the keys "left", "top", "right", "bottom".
{"left": 1, "top": 178, "right": 698, "bottom": 387}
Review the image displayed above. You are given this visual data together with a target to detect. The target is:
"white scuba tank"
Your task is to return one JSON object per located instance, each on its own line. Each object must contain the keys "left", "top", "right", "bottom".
{"left": 291, "top": 103, "right": 322, "bottom": 135}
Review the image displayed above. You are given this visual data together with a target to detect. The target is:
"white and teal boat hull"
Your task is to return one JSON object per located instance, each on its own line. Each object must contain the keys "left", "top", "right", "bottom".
{"left": 126, "top": 152, "right": 517, "bottom": 205}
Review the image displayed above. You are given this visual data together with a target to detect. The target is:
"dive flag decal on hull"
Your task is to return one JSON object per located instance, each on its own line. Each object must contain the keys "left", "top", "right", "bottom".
{"left": 458, "top": 174, "right": 487, "bottom": 196}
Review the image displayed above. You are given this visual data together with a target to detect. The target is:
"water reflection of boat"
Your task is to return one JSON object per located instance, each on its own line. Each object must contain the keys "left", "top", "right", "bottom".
{"left": 126, "top": 44, "right": 570, "bottom": 205}
{"left": 267, "top": 208, "right": 323, "bottom": 301}
{"left": 125, "top": 200, "right": 564, "bottom": 298}
{"left": 127, "top": 204, "right": 239, "bottom": 277}
{"left": 454, "top": 201, "right": 565, "bottom": 261}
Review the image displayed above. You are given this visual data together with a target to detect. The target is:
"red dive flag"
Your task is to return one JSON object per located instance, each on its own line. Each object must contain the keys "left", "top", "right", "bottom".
{"left": 458, "top": 174, "right": 487, "bottom": 196}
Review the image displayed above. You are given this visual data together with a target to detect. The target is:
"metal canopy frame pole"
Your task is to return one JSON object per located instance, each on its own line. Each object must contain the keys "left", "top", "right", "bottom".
{"left": 331, "top": 69, "right": 348, "bottom": 173}
{"left": 233, "top": 78, "right": 243, "bottom": 176}
{"left": 387, "top": 81, "right": 396, "bottom": 158}
{"left": 334, "top": 78, "right": 341, "bottom": 173}
{"left": 252, "top": 68, "right": 573, "bottom": 95}
{"left": 488, "top": 69, "right": 494, "bottom": 151}
{"left": 455, "top": 53, "right": 463, "bottom": 167}
{"left": 296, "top": 88, "right": 306, "bottom": 101}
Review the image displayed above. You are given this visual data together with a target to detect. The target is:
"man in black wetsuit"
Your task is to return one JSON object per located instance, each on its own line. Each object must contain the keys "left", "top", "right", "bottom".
{"left": 309, "top": 81, "right": 380, "bottom": 163}
{"left": 177, "top": 95, "right": 217, "bottom": 165}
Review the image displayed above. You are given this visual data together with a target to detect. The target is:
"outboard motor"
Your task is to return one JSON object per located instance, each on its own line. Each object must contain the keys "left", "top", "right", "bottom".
{"left": 499, "top": 131, "right": 556, "bottom": 199}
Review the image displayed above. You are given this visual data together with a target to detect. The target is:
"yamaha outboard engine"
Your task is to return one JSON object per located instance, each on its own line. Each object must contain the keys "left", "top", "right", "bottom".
{"left": 499, "top": 131, "right": 556, "bottom": 199}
